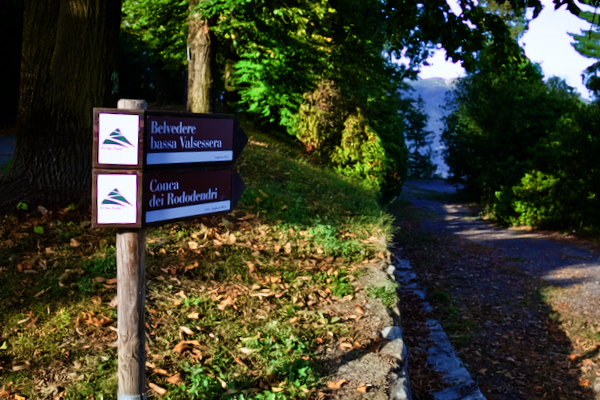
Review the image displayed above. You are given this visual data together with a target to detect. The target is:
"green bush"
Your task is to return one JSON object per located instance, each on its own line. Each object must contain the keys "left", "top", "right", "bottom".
{"left": 506, "top": 105, "right": 600, "bottom": 228}
{"left": 441, "top": 46, "right": 600, "bottom": 229}
{"left": 289, "top": 80, "right": 407, "bottom": 198}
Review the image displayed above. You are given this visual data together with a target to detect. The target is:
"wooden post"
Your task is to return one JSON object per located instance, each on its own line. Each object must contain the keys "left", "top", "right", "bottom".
{"left": 116, "top": 99, "right": 147, "bottom": 400}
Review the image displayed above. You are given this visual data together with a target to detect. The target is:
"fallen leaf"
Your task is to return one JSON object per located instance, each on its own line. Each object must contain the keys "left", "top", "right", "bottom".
{"left": 173, "top": 340, "right": 200, "bottom": 354}
{"left": 271, "top": 387, "right": 284, "bottom": 392}
{"left": 218, "top": 296, "right": 235, "bottom": 310}
{"left": 14, "top": 394, "right": 26, "bottom": 400}
{"left": 245, "top": 261, "right": 255, "bottom": 274}
{"left": 148, "top": 382, "right": 167, "bottom": 396}
{"left": 326, "top": 379, "right": 347, "bottom": 389}
{"left": 105, "top": 278, "right": 117, "bottom": 285}
{"left": 91, "top": 296, "right": 102, "bottom": 305}
{"left": 175, "top": 290, "right": 187, "bottom": 299}
{"left": 70, "top": 238, "right": 80, "bottom": 247}
{"left": 179, "top": 326, "right": 194, "bottom": 335}
{"left": 301, "top": 387, "right": 310, "bottom": 393}
{"left": 217, "top": 377, "right": 228, "bottom": 389}
{"left": 0, "top": 381, "right": 12, "bottom": 397}
{"left": 339, "top": 342, "right": 353, "bottom": 351}
{"left": 166, "top": 372, "right": 183, "bottom": 385}
{"left": 187, "top": 312, "right": 199, "bottom": 320}
{"left": 153, "top": 368, "right": 169, "bottom": 376}
{"left": 357, "top": 386, "right": 368, "bottom": 393}
{"left": 227, "top": 234, "right": 236, "bottom": 245}
{"left": 239, "top": 347, "right": 255, "bottom": 355}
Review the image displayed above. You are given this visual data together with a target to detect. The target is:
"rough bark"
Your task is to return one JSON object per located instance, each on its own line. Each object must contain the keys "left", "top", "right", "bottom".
{"left": 187, "top": 0, "right": 213, "bottom": 113}
{"left": 0, "top": 0, "right": 122, "bottom": 212}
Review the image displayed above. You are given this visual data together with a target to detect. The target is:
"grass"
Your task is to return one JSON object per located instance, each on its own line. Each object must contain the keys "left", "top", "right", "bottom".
{"left": 0, "top": 123, "right": 392, "bottom": 399}
{"left": 367, "top": 286, "right": 398, "bottom": 307}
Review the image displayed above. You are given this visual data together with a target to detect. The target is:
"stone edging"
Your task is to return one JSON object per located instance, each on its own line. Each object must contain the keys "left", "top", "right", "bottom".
{"left": 391, "top": 257, "right": 487, "bottom": 400}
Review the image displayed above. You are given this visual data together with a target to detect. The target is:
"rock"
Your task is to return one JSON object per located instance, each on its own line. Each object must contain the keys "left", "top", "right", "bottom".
{"left": 389, "top": 376, "right": 411, "bottom": 400}
{"left": 380, "top": 338, "right": 407, "bottom": 362}
{"left": 593, "top": 379, "right": 600, "bottom": 395}
{"left": 382, "top": 326, "right": 403, "bottom": 340}
{"left": 387, "top": 264, "right": 397, "bottom": 275}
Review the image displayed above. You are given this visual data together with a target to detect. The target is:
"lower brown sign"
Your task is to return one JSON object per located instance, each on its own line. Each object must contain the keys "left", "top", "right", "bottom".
{"left": 91, "top": 168, "right": 244, "bottom": 228}
{"left": 143, "top": 168, "right": 244, "bottom": 225}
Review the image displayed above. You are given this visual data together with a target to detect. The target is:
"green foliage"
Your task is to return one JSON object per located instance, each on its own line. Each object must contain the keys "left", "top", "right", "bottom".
{"left": 121, "top": 0, "right": 188, "bottom": 71}
{"left": 442, "top": 47, "right": 576, "bottom": 199}
{"left": 120, "top": 0, "right": 188, "bottom": 102}
{"left": 507, "top": 105, "right": 600, "bottom": 228}
{"left": 443, "top": 43, "right": 600, "bottom": 229}
{"left": 570, "top": 10, "right": 600, "bottom": 97}
{"left": 197, "top": 0, "right": 409, "bottom": 197}
{"left": 16, "top": 202, "right": 28, "bottom": 211}
{"left": 404, "top": 97, "right": 436, "bottom": 179}
{"left": 367, "top": 286, "right": 398, "bottom": 307}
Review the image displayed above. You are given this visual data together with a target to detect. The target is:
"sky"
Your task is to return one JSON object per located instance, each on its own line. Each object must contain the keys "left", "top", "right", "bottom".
{"left": 418, "top": 0, "right": 597, "bottom": 99}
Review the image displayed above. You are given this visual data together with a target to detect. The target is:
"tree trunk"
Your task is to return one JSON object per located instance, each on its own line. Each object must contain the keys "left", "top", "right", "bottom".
{"left": 187, "top": 0, "right": 213, "bottom": 113}
{"left": 0, "top": 0, "right": 122, "bottom": 212}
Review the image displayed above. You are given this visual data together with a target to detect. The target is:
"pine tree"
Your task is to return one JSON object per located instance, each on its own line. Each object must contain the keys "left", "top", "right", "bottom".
{"left": 570, "top": 10, "right": 600, "bottom": 96}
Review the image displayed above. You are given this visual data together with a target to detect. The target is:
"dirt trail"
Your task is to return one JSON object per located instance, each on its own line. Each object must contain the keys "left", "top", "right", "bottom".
{"left": 396, "top": 180, "right": 600, "bottom": 400}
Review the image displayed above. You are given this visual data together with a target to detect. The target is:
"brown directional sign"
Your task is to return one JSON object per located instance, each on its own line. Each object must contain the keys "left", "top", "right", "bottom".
{"left": 91, "top": 168, "right": 244, "bottom": 228}
{"left": 92, "top": 109, "right": 247, "bottom": 169}
{"left": 143, "top": 168, "right": 245, "bottom": 226}
{"left": 91, "top": 109, "right": 246, "bottom": 228}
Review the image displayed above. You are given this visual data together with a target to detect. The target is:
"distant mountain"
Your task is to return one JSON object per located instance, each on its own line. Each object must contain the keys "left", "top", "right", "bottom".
{"left": 402, "top": 77, "right": 458, "bottom": 178}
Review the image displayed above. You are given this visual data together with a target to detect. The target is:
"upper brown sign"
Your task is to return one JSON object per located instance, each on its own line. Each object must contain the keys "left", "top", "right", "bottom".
{"left": 92, "top": 109, "right": 247, "bottom": 169}
{"left": 146, "top": 114, "right": 234, "bottom": 165}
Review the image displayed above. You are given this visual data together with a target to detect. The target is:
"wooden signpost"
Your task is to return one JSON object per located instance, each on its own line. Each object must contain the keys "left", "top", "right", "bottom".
{"left": 91, "top": 100, "right": 247, "bottom": 399}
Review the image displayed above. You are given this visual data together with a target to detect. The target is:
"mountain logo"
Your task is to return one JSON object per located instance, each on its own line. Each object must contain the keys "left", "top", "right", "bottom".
{"left": 102, "top": 128, "right": 133, "bottom": 147}
{"left": 101, "top": 188, "right": 132, "bottom": 207}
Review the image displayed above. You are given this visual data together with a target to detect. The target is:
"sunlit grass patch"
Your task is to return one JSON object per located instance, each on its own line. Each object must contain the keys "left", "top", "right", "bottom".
{"left": 0, "top": 126, "right": 392, "bottom": 399}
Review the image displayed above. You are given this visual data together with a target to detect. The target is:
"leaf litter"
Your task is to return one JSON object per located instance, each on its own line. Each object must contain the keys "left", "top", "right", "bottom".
{"left": 393, "top": 195, "right": 600, "bottom": 400}
{"left": 0, "top": 133, "right": 398, "bottom": 399}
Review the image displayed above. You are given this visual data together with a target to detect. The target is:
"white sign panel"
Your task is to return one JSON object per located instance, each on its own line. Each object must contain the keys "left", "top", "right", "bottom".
{"left": 145, "top": 200, "right": 231, "bottom": 223}
{"left": 98, "top": 113, "right": 139, "bottom": 165}
{"left": 96, "top": 174, "right": 138, "bottom": 224}
{"left": 146, "top": 150, "right": 233, "bottom": 165}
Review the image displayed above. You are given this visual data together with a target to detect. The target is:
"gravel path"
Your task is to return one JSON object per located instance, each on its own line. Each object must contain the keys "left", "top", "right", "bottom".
{"left": 404, "top": 180, "right": 600, "bottom": 320}
{"left": 398, "top": 180, "right": 600, "bottom": 399}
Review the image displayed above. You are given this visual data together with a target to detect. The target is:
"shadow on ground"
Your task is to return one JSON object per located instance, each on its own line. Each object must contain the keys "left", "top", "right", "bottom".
{"left": 391, "top": 179, "right": 600, "bottom": 400}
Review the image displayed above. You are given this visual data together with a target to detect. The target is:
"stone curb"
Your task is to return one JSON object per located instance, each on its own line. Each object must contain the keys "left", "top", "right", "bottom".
{"left": 390, "top": 256, "right": 487, "bottom": 400}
